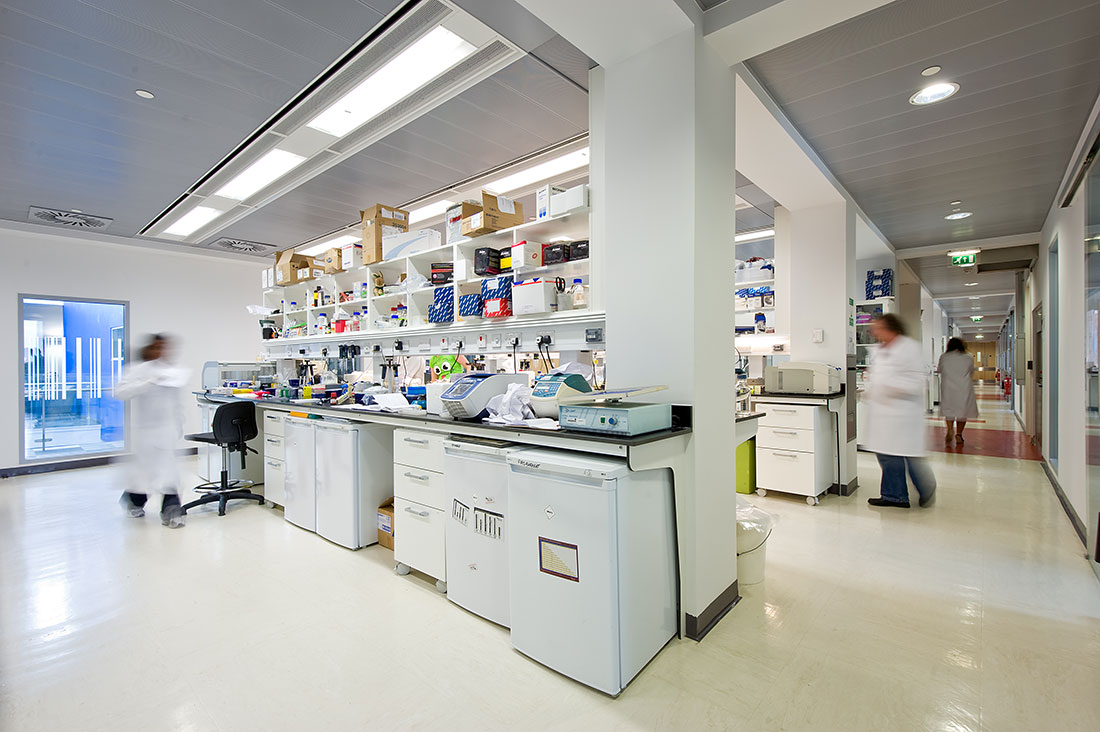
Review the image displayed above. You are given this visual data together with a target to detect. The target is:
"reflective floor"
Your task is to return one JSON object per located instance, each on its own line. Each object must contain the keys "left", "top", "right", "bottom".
{"left": 2, "top": 392, "right": 1099, "bottom": 731}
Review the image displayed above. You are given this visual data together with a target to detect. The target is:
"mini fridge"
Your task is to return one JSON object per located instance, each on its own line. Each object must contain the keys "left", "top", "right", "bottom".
{"left": 506, "top": 449, "right": 676, "bottom": 696}
{"left": 443, "top": 439, "right": 528, "bottom": 627}
{"left": 283, "top": 417, "right": 316, "bottom": 531}
{"left": 315, "top": 422, "right": 393, "bottom": 549}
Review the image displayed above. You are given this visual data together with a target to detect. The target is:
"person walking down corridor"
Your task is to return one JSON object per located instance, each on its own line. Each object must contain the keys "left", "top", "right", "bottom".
{"left": 864, "top": 314, "right": 936, "bottom": 508}
{"left": 938, "top": 337, "right": 979, "bottom": 445}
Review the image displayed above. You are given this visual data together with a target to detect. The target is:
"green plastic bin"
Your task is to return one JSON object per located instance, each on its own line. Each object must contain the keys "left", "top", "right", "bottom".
{"left": 736, "top": 437, "right": 756, "bottom": 494}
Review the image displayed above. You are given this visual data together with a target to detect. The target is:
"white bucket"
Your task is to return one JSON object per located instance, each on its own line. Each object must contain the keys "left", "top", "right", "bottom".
{"left": 737, "top": 525, "right": 769, "bottom": 585}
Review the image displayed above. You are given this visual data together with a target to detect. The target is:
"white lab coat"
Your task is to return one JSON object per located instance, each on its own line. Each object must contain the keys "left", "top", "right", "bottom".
{"left": 864, "top": 335, "right": 928, "bottom": 457}
{"left": 938, "top": 351, "right": 979, "bottom": 420}
{"left": 115, "top": 359, "right": 189, "bottom": 494}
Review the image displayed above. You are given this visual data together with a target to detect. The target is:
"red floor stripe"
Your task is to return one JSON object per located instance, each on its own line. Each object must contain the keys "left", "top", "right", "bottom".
{"left": 927, "top": 418, "right": 987, "bottom": 423}
{"left": 927, "top": 427, "right": 1041, "bottom": 460}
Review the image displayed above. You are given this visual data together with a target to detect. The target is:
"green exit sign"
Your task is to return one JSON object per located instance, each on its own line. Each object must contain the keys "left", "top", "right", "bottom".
{"left": 952, "top": 253, "right": 976, "bottom": 266}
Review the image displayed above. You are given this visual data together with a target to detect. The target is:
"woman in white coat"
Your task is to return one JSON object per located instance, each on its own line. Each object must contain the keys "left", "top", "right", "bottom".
{"left": 864, "top": 314, "right": 936, "bottom": 508}
{"left": 116, "top": 334, "right": 189, "bottom": 528}
{"left": 938, "top": 337, "right": 979, "bottom": 444}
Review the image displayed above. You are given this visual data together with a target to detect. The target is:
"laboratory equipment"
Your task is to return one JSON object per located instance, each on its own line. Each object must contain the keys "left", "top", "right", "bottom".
{"left": 530, "top": 373, "right": 593, "bottom": 418}
{"left": 764, "top": 361, "right": 842, "bottom": 394}
{"left": 507, "top": 449, "right": 676, "bottom": 696}
{"left": 443, "top": 439, "right": 528, "bottom": 627}
{"left": 440, "top": 373, "right": 528, "bottom": 419}
{"left": 558, "top": 386, "right": 672, "bottom": 437}
{"left": 201, "top": 361, "right": 277, "bottom": 389}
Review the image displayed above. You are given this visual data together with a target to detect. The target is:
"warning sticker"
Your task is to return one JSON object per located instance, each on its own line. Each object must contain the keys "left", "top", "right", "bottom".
{"left": 539, "top": 537, "right": 579, "bottom": 582}
{"left": 474, "top": 508, "right": 504, "bottom": 540}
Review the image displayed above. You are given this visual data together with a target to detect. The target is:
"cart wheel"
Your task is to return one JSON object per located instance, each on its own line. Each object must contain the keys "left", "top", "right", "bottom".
{"left": 435, "top": 580, "right": 447, "bottom": 593}
{"left": 756, "top": 488, "right": 767, "bottom": 497}
{"left": 395, "top": 563, "right": 411, "bottom": 576}
{"left": 806, "top": 496, "right": 819, "bottom": 506}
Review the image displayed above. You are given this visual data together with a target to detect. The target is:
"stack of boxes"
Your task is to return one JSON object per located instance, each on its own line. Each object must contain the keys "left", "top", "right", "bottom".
{"left": 427, "top": 286, "right": 454, "bottom": 324}
{"left": 360, "top": 205, "right": 409, "bottom": 266}
{"left": 865, "top": 268, "right": 894, "bottom": 299}
{"left": 482, "top": 275, "right": 513, "bottom": 318}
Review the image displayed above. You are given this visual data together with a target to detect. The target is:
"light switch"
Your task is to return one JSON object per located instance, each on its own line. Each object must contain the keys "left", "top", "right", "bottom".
{"left": 812, "top": 329, "right": 824, "bottom": 343}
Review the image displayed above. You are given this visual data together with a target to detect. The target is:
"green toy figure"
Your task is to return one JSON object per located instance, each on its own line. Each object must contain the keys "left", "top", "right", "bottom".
{"left": 429, "top": 355, "right": 468, "bottom": 381}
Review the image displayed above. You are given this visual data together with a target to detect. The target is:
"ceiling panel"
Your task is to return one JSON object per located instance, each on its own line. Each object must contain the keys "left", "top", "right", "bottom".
{"left": 746, "top": 0, "right": 1100, "bottom": 249}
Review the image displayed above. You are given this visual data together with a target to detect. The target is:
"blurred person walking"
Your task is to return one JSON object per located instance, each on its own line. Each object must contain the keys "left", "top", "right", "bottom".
{"left": 864, "top": 314, "right": 936, "bottom": 508}
{"left": 116, "top": 334, "right": 189, "bottom": 528}
{"left": 938, "top": 337, "right": 979, "bottom": 445}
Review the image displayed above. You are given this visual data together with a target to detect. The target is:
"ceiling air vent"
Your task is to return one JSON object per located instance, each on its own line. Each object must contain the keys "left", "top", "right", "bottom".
{"left": 29, "top": 206, "right": 113, "bottom": 230}
{"left": 208, "top": 237, "right": 276, "bottom": 256}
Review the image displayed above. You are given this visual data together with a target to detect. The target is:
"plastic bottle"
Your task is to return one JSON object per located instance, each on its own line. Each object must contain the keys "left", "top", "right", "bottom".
{"left": 571, "top": 278, "right": 588, "bottom": 309}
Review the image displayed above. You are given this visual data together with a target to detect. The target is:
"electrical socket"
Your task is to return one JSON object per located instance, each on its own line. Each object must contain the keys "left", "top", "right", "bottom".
{"left": 371, "top": 344, "right": 382, "bottom": 353}
{"left": 438, "top": 336, "right": 448, "bottom": 350}
{"left": 477, "top": 334, "right": 487, "bottom": 350}
{"left": 489, "top": 333, "right": 502, "bottom": 349}
{"left": 453, "top": 338, "right": 463, "bottom": 350}
{"left": 536, "top": 333, "right": 553, "bottom": 347}
{"left": 506, "top": 333, "right": 520, "bottom": 348}
{"left": 393, "top": 339, "right": 403, "bottom": 352}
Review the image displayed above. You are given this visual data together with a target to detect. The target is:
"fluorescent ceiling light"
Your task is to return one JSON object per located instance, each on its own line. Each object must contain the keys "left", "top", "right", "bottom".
{"left": 164, "top": 205, "right": 221, "bottom": 236}
{"left": 964, "top": 282, "right": 979, "bottom": 287}
{"left": 969, "top": 296, "right": 980, "bottom": 300}
{"left": 298, "top": 233, "right": 360, "bottom": 257}
{"left": 975, "top": 334, "right": 985, "bottom": 339}
{"left": 215, "top": 149, "right": 307, "bottom": 201}
{"left": 308, "top": 27, "right": 476, "bottom": 138}
{"left": 23, "top": 299, "right": 65, "bottom": 306}
{"left": 484, "top": 148, "right": 589, "bottom": 194}
{"left": 910, "top": 82, "right": 959, "bottom": 105}
{"left": 948, "top": 249, "right": 980, "bottom": 257}
{"left": 945, "top": 212, "right": 973, "bottom": 220}
{"left": 735, "top": 228, "right": 776, "bottom": 243}
{"left": 408, "top": 199, "right": 456, "bottom": 225}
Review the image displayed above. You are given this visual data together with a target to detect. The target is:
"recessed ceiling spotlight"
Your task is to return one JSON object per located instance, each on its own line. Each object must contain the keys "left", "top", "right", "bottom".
{"left": 135, "top": 89, "right": 155, "bottom": 99}
{"left": 910, "top": 82, "right": 960, "bottom": 105}
{"left": 964, "top": 282, "right": 979, "bottom": 287}
{"left": 949, "top": 200, "right": 962, "bottom": 206}
{"left": 921, "top": 65, "right": 942, "bottom": 77}
{"left": 945, "top": 211, "right": 973, "bottom": 220}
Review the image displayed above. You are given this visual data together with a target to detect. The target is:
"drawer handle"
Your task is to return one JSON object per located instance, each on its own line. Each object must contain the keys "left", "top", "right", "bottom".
{"left": 266, "top": 438, "right": 280, "bottom": 444}
{"left": 772, "top": 430, "right": 799, "bottom": 435}
{"left": 404, "top": 506, "right": 431, "bottom": 518}
{"left": 772, "top": 451, "right": 799, "bottom": 458}
{"left": 773, "top": 408, "right": 798, "bottom": 413}
{"left": 403, "top": 437, "right": 429, "bottom": 445}
{"left": 404, "top": 472, "right": 431, "bottom": 482}
{"left": 267, "top": 460, "right": 280, "bottom": 468}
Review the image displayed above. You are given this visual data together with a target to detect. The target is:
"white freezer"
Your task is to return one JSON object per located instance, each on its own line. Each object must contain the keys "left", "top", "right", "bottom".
{"left": 506, "top": 449, "right": 676, "bottom": 696}
{"left": 315, "top": 421, "right": 394, "bottom": 549}
{"left": 283, "top": 417, "right": 316, "bottom": 531}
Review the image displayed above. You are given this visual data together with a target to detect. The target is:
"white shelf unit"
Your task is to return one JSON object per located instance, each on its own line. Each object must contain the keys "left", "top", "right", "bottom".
{"left": 854, "top": 297, "right": 896, "bottom": 366}
{"left": 260, "top": 208, "right": 597, "bottom": 352}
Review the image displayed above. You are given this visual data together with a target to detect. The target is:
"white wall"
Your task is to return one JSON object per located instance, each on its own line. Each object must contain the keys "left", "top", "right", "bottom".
{"left": 2, "top": 224, "right": 266, "bottom": 469}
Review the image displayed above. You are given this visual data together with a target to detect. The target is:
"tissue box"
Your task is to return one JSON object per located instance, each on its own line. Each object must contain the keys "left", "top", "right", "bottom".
{"left": 549, "top": 184, "right": 589, "bottom": 216}
{"left": 513, "top": 279, "right": 558, "bottom": 315}
{"left": 511, "top": 240, "right": 546, "bottom": 270}
{"left": 481, "top": 275, "right": 513, "bottom": 301}
{"left": 427, "top": 301, "right": 454, "bottom": 323}
{"left": 433, "top": 285, "right": 454, "bottom": 305}
{"left": 382, "top": 228, "right": 441, "bottom": 260}
{"left": 458, "top": 294, "right": 484, "bottom": 318}
{"left": 474, "top": 247, "right": 501, "bottom": 276}
{"left": 484, "top": 298, "right": 513, "bottom": 318}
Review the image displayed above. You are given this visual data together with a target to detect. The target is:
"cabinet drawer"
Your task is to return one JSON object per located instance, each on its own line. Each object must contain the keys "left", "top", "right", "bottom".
{"left": 394, "top": 466, "right": 444, "bottom": 510}
{"left": 264, "top": 458, "right": 285, "bottom": 506}
{"left": 263, "top": 411, "right": 285, "bottom": 437}
{"left": 758, "top": 449, "right": 822, "bottom": 497}
{"left": 263, "top": 434, "right": 285, "bottom": 460}
{"left": 394, "top": 498, "right": 446, "bottom": 581}
{"left": 393, "top": 429, "right": 445, "bottom": 473}
{"left": 756, "top": 425, "right": 816, "bottom": 452}
{"left": 756, "top": 403, "right": 818, "bottom": 430}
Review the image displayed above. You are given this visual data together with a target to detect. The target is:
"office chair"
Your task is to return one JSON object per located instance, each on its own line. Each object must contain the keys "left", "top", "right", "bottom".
{"left": 182, "top": 401, "right": 265, "bottom": 516}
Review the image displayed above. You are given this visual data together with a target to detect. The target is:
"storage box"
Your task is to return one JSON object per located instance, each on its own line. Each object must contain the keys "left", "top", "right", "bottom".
{"left": 458, "top": 293, "right": 484, "bottom": 318}
{"left": 543, "top": 243, "right": 570, "bottom": 265}
{"left": 377, "top": 501, "right": 395, "bottom": 550}
{"left": 430, "top": 262, "right": 454, "bottom": 285}
{"left": 274, "top": 251, "right": 323, "bottom": 286}
{"left": 513, "top": 279, "right": 558, "bottom": 315}
{"left": 474, "top": 247, "right": 501, "bottom": 276}
{"left": 322, "top": 248, "right": 345, "bottom": 274}
{"left": 427, "top": 301, "right": 454, "bottom": 324}
{"left": 536, "top": 184, "right": 565, "bottom": 220}
{"left": 461, "top": 191, "right": 525, "bottom": 237}
{"left": 433, "top": 285, "right": 453, "bottom": 305}
{"left": 567, "top": 239, "right": 589, "bottom": 260}
{"left": 480, "top": 275, "right": 513, "bottom": 301}
{"left": 499, "top": 247, "right": 512, "bottom": 271}
{"left": 549, "top": 183, "right": 589, "bottom": 216}
{"left": 446, "top": 202, "right": 477, "bottom": 244}
{"left": 382, "top": 228, "right": 441, "bottom": 260}
{"left": 484, "top": 298, "right": 513, "bottom": 318}
{"left": 360, "top": 205, "right": 410, "bottom": 265}
{"left": 341, "top": 244, "right": 362, "bottom": 271}
{"left": 512, "top": 240, "right": 546, "bottom": 270}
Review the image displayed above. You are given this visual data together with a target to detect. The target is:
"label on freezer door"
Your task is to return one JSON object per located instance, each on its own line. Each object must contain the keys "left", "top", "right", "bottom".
{"left": 473, "top": 508, "right": 503, "bottom": 540}
{"left": 539, "top": 537, "right": 579, "bottom": 582}
{"left": 452, "top": 499, "right": 470, "bottom": 526}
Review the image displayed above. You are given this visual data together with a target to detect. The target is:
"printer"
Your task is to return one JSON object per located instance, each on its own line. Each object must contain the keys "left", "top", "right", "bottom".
{"left": 764, "top": 362, "right": 842, "bottom": 395}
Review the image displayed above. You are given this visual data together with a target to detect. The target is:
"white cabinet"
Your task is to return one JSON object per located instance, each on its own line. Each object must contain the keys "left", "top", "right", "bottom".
{"left": 393, "top": 429, "right": 446, "bottom": 588}
{"left": 283, "top": 417, "right": 317, "bottom": 531}
{"left": 264, "top": 457, "right": 285, "bottom": 507}
{"left": 195, "top": 403, "right": 266, "bottom": 487}
{"left": 752, "top": 401, "right": 833, "bottom": 504}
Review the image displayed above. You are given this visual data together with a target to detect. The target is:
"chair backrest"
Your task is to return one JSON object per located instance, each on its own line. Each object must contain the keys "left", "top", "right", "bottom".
{"left": 212, "top": 401, "right": 258, "bottom": 446}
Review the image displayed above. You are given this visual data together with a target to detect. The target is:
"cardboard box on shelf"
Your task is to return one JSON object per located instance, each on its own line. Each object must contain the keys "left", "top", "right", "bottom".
{"left": 567, "top": 240, "right": 589, "bottom": 260}
{"left": 361, "top": 205, "right": 410, "bottom": 265}
{"left": 461, "top": 191, "right": 525, "bottom": 237}
{"left": 377, "top": 501, "right": 395, "bottom": 550}
{"left": 512, "top": 240, "right": 547, "bottom": 269}
{"left": 383, "top": 228, "right": 442, "bottom": 260}
{"left": 274, "top": 251, "right": 323, "bottom": 286}
{"left": 322, "top": 248, "right": 344, "bottom": 274}
{"left": 543, "top": 243, "right": 570, "bottom": 265}
{"left": 549, "top": 183, "right": 589, "bottom": 217}
{"left": 483, "top": 298, "right": 513, "bottom": 318}
{"left": 536, "top": 184, "right": 565, "bottom": 220}
{"left": 458, "top": 293, "right": 483, "bottom": 318}
{"left": 513, "top": 279, "right": 558, "bottom": 315}
{"left": 499, "top": 247, "right": 512, "bottom": 271}
{"left": 480, "top": 275, "right": 513, "bottom": 301}
{"left": 446, "top": 202, "right": 478, "bottom": 244}
{"left": 341, "top": 243, "right": 362, "bottom": 271}
{"left": 474, "top": 247, "right": 501, "bottom": 276}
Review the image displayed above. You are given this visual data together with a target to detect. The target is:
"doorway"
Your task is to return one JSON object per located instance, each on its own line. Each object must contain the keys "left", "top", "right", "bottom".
{"left": 1032, "top": 304, "right": 1043, "bottom": 450}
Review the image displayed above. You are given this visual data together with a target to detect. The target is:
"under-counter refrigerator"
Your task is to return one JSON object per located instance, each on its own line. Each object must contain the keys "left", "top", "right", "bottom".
{"left": 315, "top": 421, "right": 393, "bottom": 549}
{"left": 443, "top": 439, "right": 527, "bottom": 627}
{"left": 506, "top": 449, "right": 677, "bottom": 696}
{"left": 283, "top": 416, "right": 316, "bottom": 531}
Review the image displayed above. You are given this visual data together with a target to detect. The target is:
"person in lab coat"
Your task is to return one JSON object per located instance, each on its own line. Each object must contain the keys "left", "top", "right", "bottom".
{"left": 938, "top": 337, "right": 979, "bottom": 445}
{"left": 864, "top": 314, "right": 936, "bottom": 508}
{"left": 116, "top": 334, "right": 189, "bottom": 528}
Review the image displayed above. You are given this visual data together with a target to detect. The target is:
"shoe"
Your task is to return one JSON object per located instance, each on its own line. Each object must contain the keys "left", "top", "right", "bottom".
{"left": 868, "top": 497, "right": 910, "bottom": 508}
{"left": 119, "top": 494, "right": 144, "bottom": 518}
{"left": 944, "top": 434, "right": 954, "bottom": 444}
{"left": 919, "top": 488, "right": 937, "bottom": 508}
{"left": 955, "top": 434, "right": 964, "bottom": 444}
{"left": 161, "top": 514, "right": 186, "bottom": 529}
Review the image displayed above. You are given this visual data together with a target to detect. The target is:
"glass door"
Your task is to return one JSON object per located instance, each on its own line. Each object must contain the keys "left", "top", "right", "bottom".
{"left": 20, "top": 296, "right": 128, "bottom": 462}
{"left": 1086, "top": 155, "right": 1100, "bottom": 580}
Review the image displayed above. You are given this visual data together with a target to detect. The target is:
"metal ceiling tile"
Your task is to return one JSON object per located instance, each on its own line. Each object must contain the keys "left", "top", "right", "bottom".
{"left": 263, "top": 0, "right": 390, "bottom": 43}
